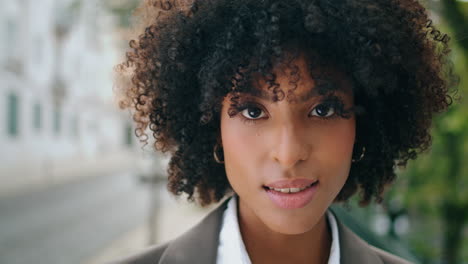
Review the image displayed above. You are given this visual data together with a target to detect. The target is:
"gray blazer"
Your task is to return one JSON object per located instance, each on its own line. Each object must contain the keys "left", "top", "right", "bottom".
{"left": 111, "top": 197, "right": 412, "bottom": 264}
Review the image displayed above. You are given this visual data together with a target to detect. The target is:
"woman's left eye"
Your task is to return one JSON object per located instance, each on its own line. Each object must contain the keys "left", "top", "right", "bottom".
{"left": 310, "top": 103, "right": 336, "bottom": 118}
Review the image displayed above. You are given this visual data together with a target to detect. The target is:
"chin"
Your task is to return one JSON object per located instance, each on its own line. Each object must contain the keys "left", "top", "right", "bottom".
{"left": 262, "top": 209, "right": 326, "bottom": 235}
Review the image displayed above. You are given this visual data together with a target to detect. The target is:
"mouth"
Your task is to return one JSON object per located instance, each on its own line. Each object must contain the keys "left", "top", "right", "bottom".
{"left": 263, "top": 180, "right": 319, "bottom": 209}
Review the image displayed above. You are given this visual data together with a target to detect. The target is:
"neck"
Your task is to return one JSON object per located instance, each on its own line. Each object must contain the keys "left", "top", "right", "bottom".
{"left": 237, "top": 199, "right": 331, "bottom": 264}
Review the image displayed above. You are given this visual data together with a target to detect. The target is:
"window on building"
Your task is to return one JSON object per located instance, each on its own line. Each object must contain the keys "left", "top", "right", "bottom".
{"left": 7, "top": 93, "right": 19, "bottom": 137}
{"left": 125, "top": 123, "right": 133, "bottom": 147}
{"left": 33, "top": 103, "right": 41, "bottom": 131}
{"left": 6, "top": 19, "right": 17, "bottom": 53}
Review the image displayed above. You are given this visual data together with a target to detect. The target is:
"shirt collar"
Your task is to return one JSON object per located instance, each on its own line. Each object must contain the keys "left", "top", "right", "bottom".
{"left": 217, "top": 195, "right": 340, "bottom": 264}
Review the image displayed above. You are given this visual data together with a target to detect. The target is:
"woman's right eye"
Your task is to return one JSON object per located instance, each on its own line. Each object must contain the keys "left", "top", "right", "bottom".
{"left": 241, "top": 106, "right": 266, "bottom": 120}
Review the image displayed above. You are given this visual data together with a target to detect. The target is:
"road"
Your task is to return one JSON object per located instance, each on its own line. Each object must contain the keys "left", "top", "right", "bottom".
{"left": 0, "top": 171, "right": 150, "bottom": 264}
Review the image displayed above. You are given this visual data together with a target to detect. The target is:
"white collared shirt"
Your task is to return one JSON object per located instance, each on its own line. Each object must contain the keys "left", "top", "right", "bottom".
{"left": 216, "top": 195, "right": 340, "bottom": 264}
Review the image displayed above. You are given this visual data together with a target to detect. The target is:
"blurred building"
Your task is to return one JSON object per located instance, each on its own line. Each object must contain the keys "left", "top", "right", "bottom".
{"left": 0, "top": 0, "right": 136, "bottom": 194}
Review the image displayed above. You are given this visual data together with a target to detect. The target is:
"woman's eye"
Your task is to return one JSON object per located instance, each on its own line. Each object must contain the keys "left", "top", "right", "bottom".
{"left": 241, "top": 107, "right": 266, "bottom": 119}
{"left": 310, "top": 103, "right": 335, "bottom": 118}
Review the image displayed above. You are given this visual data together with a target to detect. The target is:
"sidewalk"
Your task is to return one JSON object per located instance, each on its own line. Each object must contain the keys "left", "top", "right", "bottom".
{"left": 83, "top": 192, "right": 216, "bottom": 264}
{"left": 0, "top": 149, "right": 146, "bottom": 198}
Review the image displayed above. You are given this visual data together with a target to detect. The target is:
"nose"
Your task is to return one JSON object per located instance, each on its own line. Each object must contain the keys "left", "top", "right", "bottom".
{"left": 270, "top": 124, "right": 310, "bottom": 169}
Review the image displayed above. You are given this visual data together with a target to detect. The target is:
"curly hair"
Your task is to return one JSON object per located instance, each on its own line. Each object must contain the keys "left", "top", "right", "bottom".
{"left": 115, "top": 0, "right": 458, "bottom": 206}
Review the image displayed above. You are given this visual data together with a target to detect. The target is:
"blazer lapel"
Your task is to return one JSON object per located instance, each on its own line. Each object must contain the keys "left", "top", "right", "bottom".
{"left": 158, "top": 198, "right": 230, "bottom": 264}
{"left": 334, "top": 212, "right": 384, "bottom": 264}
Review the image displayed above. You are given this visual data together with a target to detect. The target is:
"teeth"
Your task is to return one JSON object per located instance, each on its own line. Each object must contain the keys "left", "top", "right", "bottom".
{"left": 268, "top": 185, "right": 311, "bottom": 193}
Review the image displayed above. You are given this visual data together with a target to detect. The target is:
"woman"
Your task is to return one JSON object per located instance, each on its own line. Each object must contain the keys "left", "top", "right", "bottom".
{"left": 113, "top": 0, "right": 457, "bottom": 263}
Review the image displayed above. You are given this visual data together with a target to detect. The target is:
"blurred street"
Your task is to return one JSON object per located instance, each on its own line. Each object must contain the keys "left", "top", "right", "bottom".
{"left": 0, "top": 171, "right": 148, "bottom": 264}
{"left": 0, "top": 1, "right": 212, "bottom": 263}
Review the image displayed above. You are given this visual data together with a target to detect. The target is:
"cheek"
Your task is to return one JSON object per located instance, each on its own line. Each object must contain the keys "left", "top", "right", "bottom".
{"left": 316, "top": 119, "right": 356, "bottom": 186}
{"left": 220, "top": 113, "right": 263, "bottom": 190}
{"left": 222, "top": 122, "right": 259, "bottom": 156}
{"left": 321, "top": 120, "right": 355, "bottom": 159}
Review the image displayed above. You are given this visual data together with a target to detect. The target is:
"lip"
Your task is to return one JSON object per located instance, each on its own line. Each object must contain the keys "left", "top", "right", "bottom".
{"left": 264, "top": 181, "right": 319, "bottom": 209}
{"left": 264, "top": 178, "right": 318, "bottom": 189}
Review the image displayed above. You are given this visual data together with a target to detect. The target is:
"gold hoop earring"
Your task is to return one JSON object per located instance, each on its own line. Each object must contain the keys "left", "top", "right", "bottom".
{"left": 213, "top": 143, "right": 224, "bottom": 164}
{"left": 352, "top": 146, "right": 366, "bottom": 163}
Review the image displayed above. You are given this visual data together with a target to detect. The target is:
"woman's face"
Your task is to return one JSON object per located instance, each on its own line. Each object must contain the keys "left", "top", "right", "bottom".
{"left": 220, "top": 54, "right": 356, "bottom": 235}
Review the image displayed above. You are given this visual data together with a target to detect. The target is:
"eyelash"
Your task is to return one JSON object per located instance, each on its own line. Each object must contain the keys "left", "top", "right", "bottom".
{"left": 235, "top": 98, "right": 345, "bottom": 125}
